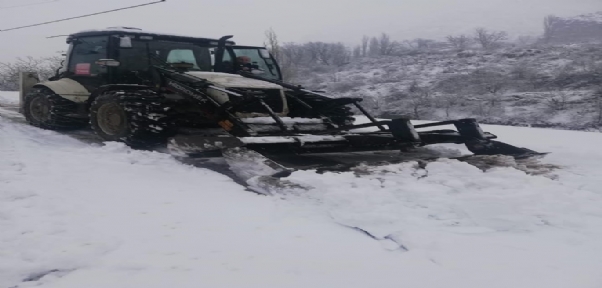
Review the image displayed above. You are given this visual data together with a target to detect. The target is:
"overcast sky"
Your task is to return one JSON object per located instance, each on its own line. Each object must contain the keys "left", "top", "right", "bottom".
{"left": 0, "top": 0, "right": 600, "bottom": 61}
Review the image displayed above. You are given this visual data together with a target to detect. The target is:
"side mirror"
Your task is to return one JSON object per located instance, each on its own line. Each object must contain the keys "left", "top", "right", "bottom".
{"left": 96, "top": 59, "right": 121, "bottom": 67}
{"left": 119, "top": 36, "right": 133, "bottom": 49}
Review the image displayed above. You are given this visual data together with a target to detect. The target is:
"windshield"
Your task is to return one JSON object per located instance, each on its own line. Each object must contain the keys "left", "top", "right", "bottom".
{"left": 231, "top": 47, "right": 281, "bottom": 80}
{"left": 117, "top": 40, "right": 281, "bottom": 81}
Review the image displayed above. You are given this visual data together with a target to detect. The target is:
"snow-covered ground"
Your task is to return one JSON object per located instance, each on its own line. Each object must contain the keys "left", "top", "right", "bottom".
{"left": 2, "top": 91, "right": 602, "bottom": 288}
{"left": 0, "top": 91, "right": 19, "bottom": 106}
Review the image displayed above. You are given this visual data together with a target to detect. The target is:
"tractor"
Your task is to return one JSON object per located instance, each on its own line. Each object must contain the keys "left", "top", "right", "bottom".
{"left": 18, "top": 27, "right": 540, "bottom": 175}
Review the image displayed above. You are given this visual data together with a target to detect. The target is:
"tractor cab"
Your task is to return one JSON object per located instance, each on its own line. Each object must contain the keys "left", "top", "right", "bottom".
{"left": 56, "top": 27, "right": 282, "bottom": 92}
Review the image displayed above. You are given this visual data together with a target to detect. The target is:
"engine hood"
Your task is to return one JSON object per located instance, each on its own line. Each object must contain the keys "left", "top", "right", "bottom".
{"left": 185, "top": 71, "right": 283, "bottom": 90}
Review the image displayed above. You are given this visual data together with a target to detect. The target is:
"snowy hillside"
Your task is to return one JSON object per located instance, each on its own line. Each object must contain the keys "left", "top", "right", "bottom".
{"left": 570, "top": 11, "right": 602, "bottom": 25}
{"left": 2, "top": 91, "right": 602, "bottom": 288}
{"left": 294, "top": 43, "right": 602, "bottom": 131}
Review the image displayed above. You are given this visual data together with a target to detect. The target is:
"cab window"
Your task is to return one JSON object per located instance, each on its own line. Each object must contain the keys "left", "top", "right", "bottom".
{"left": 232, "top": 48, "right": 281, "bottom": 80}
{"left": 118, "top": 39, "right": 211, "bottom": 72}
{"left": 167, "top": 49, "right": 201, "bottom": 69}
{"left": 68, "top": 36, "right": 108, "bottom": 76}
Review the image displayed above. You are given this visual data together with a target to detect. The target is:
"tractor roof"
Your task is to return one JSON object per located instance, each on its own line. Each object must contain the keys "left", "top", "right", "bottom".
{"left": 68, "top": 27, "right": 236, "bottom": 45}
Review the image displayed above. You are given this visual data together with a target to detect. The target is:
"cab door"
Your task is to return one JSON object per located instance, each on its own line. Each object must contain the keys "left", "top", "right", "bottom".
{"left": 66, "top": 36, "right": 111, "bottom": 91}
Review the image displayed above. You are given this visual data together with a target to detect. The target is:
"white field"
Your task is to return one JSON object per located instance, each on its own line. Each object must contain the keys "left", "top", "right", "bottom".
{"left": 1, "top": 91, "right": 602, "bottom": 288}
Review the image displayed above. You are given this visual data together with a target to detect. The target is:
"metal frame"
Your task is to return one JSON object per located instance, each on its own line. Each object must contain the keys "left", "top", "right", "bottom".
{"left": 156, "top": 66, "right": 507, "bottom": 156}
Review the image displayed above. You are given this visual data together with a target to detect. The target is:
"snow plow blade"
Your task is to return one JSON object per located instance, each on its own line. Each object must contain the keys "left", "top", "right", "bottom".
{"left": 412, "top": 119, "right": 544, "bottom": 158}
{"left": 163, "top": 70, "right": 543, "bottom": 178}
{"left": 168, "top": 118, "right": 545, "bottom": 179}
{"left": 465, "top": 140, "right": 544, "bottom": 159}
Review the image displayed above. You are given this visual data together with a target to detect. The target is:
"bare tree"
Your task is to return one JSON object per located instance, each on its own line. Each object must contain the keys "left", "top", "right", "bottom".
{"left": 0, "top": 56, "right": 62, "bottom": 91}
{"left": 279, "top": 42, "right": 308, "bottom": 81}
{"left": 472, "top": 68, "right": 507, "bottom": 107}
{"left": 403, "top": 40, "right": 416, "bottom": 50}
{"left": 305, "top": 42, "right": 331, "bottom": 65}
{"left": 361, "top": 35, "right": 369, "bottom": 57}
{"left": 330, "top": 43, "right": 350, "bottom": 67}
{"left": 264, "top": 28, "right": 302, "bottom": 81}
{"left": 407, "top": 80, "right": 432, "bottom": 119}
{"left": 474, "top": 28, "right": 508, "bottom": 50}
{"left": 353, "top": 45, "right": 361, "bottom": 58}
{"left": 446, "top": 34, "right": 472, "bottom": 51}
{"left": 439, "top": 93, "right": 465, "bottom": 118}
{"left": 379, "top": 33, "right": 398, "bottom": 55}
{"left": 315, "top": 43, "right": 330, "bottom": 65}
{"left": 369, "top": 37, "right": 380, "bottom": 56}
{"left": 414, "top": 38, "right": 435, "bottom": 50}
{"left": 264, "top": 28, "right": 282, "bottom": 61}
{"left": 546, "top": 90, "right": 570, "bottom": 111}
{"left": 402, "top": 38, "right": 436, "bottom": 52}
{"left": 543, "top": 15, "right": 561, "bottom": 43}
{"left": 280, "top": 42, "right": 306, "bottom": 67}
{"left": 303, "top": 42, "right": 349, "bottom": 66}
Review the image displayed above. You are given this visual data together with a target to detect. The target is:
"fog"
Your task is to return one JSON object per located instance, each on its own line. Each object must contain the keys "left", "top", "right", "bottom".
{"left": 0, "top": 0, "right": 600, "bottom": 61}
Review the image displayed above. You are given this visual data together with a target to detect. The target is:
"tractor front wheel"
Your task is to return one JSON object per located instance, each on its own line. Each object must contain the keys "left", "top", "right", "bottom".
{"left": 90, "top": 90, "right": 175, "bottom": 148}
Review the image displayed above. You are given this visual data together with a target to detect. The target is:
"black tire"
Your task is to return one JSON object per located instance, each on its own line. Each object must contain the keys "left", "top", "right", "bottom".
{"left": 90, "top": 89, "right": 175, "bottom": 148}
{"left": 23, "top": 87, "right": 88, "bottom": 130}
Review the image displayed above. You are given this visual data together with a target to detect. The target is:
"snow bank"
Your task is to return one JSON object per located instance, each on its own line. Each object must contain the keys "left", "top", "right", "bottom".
{"left": 0, "top": 114, "right": 416, "bottom": 288}
{"left": 275, "top": 160, "right": 602, "bottom": 286}
{"left": 250, "top": 122, "right": 602, "bottom": 288}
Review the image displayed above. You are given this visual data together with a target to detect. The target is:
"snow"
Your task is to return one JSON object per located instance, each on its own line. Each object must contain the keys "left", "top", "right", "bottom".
{"left": 0, "top": 103, "right": 401, "bottom": 288}
{"left": 240, "top": 136, "right": 296, "bottom": 144}
{"left": 0, "top": 91, "right": 19, "bottom": 106}
{"left": 2, "top": 90, "right": 602, "bottom": 288}
{"left": 241, "top": 117, "right": 325, "bottom": 124}
{"left": 241, "top": 117, "right": 329, "bottom": 133}
{"left": 240, "top": 135, "right": 346, "bottom": 144}
{"left": 186, "top": 71, "right": 283, "bottom": 89}
{"left": 73, "top": 27, "right": 234, "bottom": 45}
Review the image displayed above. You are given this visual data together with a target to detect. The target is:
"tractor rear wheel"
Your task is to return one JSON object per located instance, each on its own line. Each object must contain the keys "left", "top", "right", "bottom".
{"left": 23, "top": 87, "right": 87, "bottom": 130}
{"left": 90, "top": 90, "right": 175, "bottom": 148}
